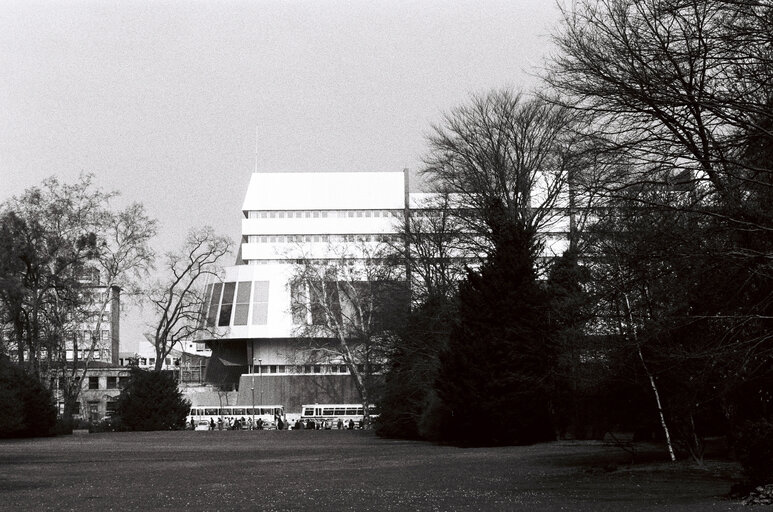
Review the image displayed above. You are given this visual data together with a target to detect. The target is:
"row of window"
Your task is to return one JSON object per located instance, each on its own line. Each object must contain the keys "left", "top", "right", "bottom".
{"left": 244, "top": 258, "right": 391, "bottom": 265}
{"left": 65, "top": 347, "right": 107, "bottom": 361}
{"left": 252, "top": 364, "right": 383, "bottom": 374}
{"left": 57, "top": 401, "right": 118, "bottom": 417}
{"left": 58, "top": 375, "right": 129, "bottom": 390}
{"left": 246, "top": 209, "right": 402, "bottom": 220}
{"left": 116, "top": 357, "right": 180, "bottom": 367}
{"left": 244, "top": 234, "right": 399, "bottom": 244}
{"left": 204, "top": 281, "right": 269, "bottom": 327}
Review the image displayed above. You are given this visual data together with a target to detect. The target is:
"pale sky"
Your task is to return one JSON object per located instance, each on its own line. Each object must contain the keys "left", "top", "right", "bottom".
{"left": 0, "top": 0, "right": 561, "bottom": 349}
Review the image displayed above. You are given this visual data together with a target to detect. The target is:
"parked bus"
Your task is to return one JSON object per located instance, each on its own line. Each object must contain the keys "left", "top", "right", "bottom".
{"left": 186, "top": 405, "right": 284, "bottom": 430}
{"left": 299, "top": 404, "right": 377, "bottom": 429}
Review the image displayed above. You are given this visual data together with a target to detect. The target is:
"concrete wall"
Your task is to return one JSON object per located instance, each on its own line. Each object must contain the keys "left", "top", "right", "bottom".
{"left": 236, "top": 374, "right": 364, "bottom": 414}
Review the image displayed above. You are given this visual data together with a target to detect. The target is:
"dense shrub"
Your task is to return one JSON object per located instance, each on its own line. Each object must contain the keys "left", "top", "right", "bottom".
{"left": 115, "top": 368, "right": 190, "bottom": 431}
{"left": 735, "top": 420, "right": 773, "bottom": 487}
{"left": 0, "top": 357, "right": 56, "bottom": 438}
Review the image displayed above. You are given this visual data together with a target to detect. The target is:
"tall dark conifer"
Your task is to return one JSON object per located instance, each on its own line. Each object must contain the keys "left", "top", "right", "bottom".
{"left": 434, "top": 213, "right": 557, "bottom": 446}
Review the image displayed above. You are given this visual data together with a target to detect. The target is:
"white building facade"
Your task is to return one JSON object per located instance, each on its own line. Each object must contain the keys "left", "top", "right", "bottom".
{"left": 200, "top": 171, "right": 409, "bottom": 413}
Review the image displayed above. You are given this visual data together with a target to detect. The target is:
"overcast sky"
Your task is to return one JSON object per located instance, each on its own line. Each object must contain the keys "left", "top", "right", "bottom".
{"left": 0, "top": 0, "right": 561, "bottom": 349}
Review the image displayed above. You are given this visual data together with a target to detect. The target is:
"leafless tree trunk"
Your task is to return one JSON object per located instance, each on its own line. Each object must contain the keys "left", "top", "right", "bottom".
{"left": 146, "top": 226, "right": 231, "bottom": 372}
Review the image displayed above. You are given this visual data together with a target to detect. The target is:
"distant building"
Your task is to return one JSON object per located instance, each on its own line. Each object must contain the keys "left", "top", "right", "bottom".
{"left": 118, "top": 335, "right": 209, "bottom": 384}
{"left": 52, "top": 363, "right": 131, "bottom": 423}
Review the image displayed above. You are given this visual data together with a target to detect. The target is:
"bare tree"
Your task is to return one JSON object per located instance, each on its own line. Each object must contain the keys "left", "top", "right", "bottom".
{"left": 395, "top": 190, "right": 468, "bottom": 303}
{"left": 57, "top": 202, "right": 156, "bottom": 420}
{"left": 146, "top": 226, "right": 232, "bottom": 372}
{"left": 288, "top": 242, "right": 407, "bottom": 423}
{"left": 0, "top": 175, "right": 158, "bottom": 423}
{"left": 545, "top": 0, "right": 773, "bottom": 235}
{"left": 423, "top": 89, "right": 584, "bottom": 256}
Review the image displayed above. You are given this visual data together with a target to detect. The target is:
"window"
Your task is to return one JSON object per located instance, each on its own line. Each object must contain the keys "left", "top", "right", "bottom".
{"left": 140, "top": 358, "right": 147, "bottom": 366}
{"left": 278, "top": 365, "right": 285, "bottom": 373}
{"left": 196, "top": 343, "right": 206, "bottom": 352}
{"left": 233, "top": 281, "right": 252, "bottom": 326}
{"left": 149, "top": 358, "right": 155, "bottom": 366}
{"left": 251, "top": 281, "right": 269, "bottom": 325}
{"left": 101, "top": 330, "right": 110, "bottom": 341}
{"left": 106, "top": 377, "right": 117, "bottom": 389}
{"left": 270, "top": 365, "right": 277, "bottom": 373}
{"left": 106, "top": 401, "right": 118, "bottom": 417}
{"left": 218, "top": 282, "right": 236, "bottom": 326}
{"left": 73, "top": 402, "right": 81, "bottom": 415}
{"left": 313, "top": 365, "right": 321, "bottom": 373}
{"left": 207, "top": 283, "right": 223, "bottom": 327}
{"left": 165, "top": 357, "right": 171, "bottom": 365}
{"left": 88, "top": 377, "right": 99, "bottom": 390}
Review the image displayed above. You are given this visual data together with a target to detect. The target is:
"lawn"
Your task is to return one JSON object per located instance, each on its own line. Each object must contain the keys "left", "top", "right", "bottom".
{"left": 0, "top": 431, "right": 756, "bottom": 511}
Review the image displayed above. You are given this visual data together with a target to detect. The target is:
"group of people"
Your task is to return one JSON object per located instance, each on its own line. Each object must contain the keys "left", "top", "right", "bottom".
{"left": 193, "top": 416, "right": 277, "bottom": 431}
{"left": 191, "top": 416, "right": 366, "bottom": 431}
{"left": 294, "top": 418, "right": 363, "bottom": 430}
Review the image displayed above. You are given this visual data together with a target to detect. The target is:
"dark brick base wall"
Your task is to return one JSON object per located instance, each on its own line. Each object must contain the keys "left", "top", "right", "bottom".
{"left": 236, "top": 374, "right": 382, "bottom": 414}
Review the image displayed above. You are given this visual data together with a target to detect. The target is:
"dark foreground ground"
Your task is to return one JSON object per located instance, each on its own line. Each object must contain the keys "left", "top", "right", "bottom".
{"left": 0, "top": 430, "right": 759, "bottom": 511}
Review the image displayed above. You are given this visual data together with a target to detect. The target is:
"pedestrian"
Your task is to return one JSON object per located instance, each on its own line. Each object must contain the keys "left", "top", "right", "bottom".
{"left": 217, "top": 417, "right": 223, "bottom": 430}
{"left": 348, "top": 419, "right": 354, "bottom": 430}
{"left": 210, "top": 418, "right": 215, "bottom": 431}
{"left": 190, "top": 418, "right": 195, "bottom": 430}
{"left": 337, "top": 418, "right": 343, "bottom": 430}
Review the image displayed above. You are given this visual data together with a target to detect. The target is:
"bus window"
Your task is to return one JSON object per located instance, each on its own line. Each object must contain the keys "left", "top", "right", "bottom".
{"left": 233, "top": 408, "right": 246, "bottom": 415}
{"left": 303, "top": 408, "right": 314, "bottom": 416}
{"left": 346, "top": 408, "right": 357, "bottom": 415}
{"left": 322, "top": 408, "right": 335, "bottom": 415}
{"left": 222, "top": 408, "right": 233, "bottom": 415}
{"left": 205, "top": 408, "right": 218, "bottom": 415}
{"left": 334, "top": 408, "right": 345, "bottom": 415}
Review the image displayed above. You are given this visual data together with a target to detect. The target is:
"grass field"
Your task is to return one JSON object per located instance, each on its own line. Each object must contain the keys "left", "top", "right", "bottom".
{"left": 0, "top": 430, "right": 756, "bottom": 511}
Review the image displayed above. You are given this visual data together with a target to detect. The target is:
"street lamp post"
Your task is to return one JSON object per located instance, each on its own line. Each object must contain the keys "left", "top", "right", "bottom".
{"left": 250, "top": 358, "right": 255, "bottom": 430}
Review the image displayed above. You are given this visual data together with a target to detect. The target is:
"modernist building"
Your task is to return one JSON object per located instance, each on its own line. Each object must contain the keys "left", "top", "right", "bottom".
{"left": 199, "top": 171, "right": 414, "bottom": 413}
{"left": 199, "top": 170, "right": 571, "bottom": 414}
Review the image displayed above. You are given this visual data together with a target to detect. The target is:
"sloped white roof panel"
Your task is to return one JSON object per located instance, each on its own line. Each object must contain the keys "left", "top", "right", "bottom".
{"left": 241, "top": 171, "right": 406, "bottom": 211}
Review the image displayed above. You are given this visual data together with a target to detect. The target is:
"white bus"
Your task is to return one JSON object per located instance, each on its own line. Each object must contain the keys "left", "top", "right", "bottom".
{"left": 299, "top": 404, "right": 377, "bottom": 429}
{"left": 186, "top": 405, "right": 284, "bottom": 430}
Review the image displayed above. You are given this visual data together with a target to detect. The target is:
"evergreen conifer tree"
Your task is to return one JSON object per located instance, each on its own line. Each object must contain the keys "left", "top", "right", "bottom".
{"left": 115, "top": 368, "right": 190, "bottom": 431}
{"left": 434, "top": 215, "right": 557, "bottom": 446}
